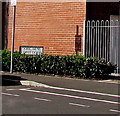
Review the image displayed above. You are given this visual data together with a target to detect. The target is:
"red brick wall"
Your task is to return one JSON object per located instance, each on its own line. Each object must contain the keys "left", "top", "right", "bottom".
{"left": 8, "top": 2, "right": 86, "bottom": 55}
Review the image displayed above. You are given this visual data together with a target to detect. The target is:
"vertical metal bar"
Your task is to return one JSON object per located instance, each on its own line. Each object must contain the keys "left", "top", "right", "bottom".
{"left": 100, "top": 20, "right": 102, "bottom": 58}
{"left": 92, "top": 20, "right": 95, "bottom": 57}
{"left": 88, "top": 21, "right": 91, "bottom": 57}
{"left": 102, "top": 20, "right": 105, "bottom": 59}
{"left": 96, "top": 20, "right": 99, "bottom": 58}
{"left": 83, "top": 20, "right": 86, "bottom": 56}
{"left": 106, "top": 20, "right": 109, "bottom": 62}
{"left": 107, "top": 20, "right": 110, "bottom": 62}
{"left": 111, "top": 20, "right": 115, "bottom": 64}
{"left": 104, "top": 21, "right": 107, "bottom": 61}
{"left": 86, "top": 21, "right": 88, "bottom": 57}
{"left": 112, "top": 20, "right": 117, "bottom": 73}
{"left": 10, "top": 6, "right": 16, "bottom": 73}
{"left": 97, "top": 20, "right": 100, "bottom": 59}
{"left": 95, "top": 21, "right": 97, "bottom": 57}
{"left": 110, "top": 20, "right": 113, "bottom": 63}
{"left": 114, "top": 20, "right": 117, "bottom": 67}
{"left": 90, "top": 21, "right": 93, "bottom": 57}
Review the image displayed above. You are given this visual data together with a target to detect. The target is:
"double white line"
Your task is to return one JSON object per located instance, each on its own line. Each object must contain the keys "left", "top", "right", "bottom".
{"left": 46, "top": 86, "right": 120, "bottom": 98}
{"left": 17, "top": 88, "right": 120, "bottom": 105}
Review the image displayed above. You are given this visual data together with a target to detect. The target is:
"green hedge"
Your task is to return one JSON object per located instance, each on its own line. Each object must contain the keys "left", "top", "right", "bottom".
{"left": 2, "top": 50, "right": 116, "bottom": 79}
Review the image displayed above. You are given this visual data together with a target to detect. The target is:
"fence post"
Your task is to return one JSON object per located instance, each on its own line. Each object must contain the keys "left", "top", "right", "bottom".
{"left": 83, "top": 20, "right": 86, "bottom": 56}
{"left": 10, "top": 5, "right": 16, "bottom": 73}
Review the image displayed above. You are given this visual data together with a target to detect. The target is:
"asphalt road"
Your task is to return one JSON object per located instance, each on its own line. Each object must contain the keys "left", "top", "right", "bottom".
{"left": 2, "top": 84, "right": 120, "bottom": 115}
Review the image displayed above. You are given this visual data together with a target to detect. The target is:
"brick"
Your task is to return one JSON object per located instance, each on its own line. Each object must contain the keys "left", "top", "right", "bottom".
{"left": 8, "top": 2, "right": 86, "bottom": 55}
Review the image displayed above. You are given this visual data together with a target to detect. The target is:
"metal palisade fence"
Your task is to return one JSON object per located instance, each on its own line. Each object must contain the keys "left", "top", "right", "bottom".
{"left": 83, "top": 20, "right": 120, "bottom": 74}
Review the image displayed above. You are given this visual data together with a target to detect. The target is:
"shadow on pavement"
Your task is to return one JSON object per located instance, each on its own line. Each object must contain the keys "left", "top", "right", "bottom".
{"left": 2, "top": 75, "right": 27, "bottom": 86}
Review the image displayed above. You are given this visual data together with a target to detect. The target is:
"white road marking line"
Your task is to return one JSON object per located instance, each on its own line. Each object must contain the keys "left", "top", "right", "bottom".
{"left": 34, "top": 97, "right": 51, "bottom": 102}
{"left": 6, "top": 85, "right": 119, "bottom": 98}
{"left": 6, "top": 88, "right": 31, "bottom": 91}
{"left": 69, "top": 103, "right": 90, "bottom": 107}
{"left": 18, "top": 89, "right": 120, "bottom": 105}
{"left": 46, "top": 86, "right": 120, "bottom": 98}
{"left": 1, "top": 92, "right": 19, "bottom": 97}
{"left": 109, "top": 109, "right": 120, "bottom": 113}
